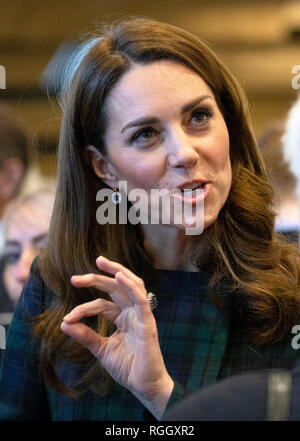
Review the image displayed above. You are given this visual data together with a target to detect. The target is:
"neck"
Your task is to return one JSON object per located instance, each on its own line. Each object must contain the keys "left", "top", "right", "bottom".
{"left": 141, "top": 223, "right": 204, "bottom": 271}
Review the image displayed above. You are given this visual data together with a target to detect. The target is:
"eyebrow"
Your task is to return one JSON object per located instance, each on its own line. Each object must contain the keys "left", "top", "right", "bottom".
{"left": 120, "top": 95, "right": 213, "bottom": 134}
{"left": 4, "top": 234, "right": 48, "bottom": 249}
{"left": 32, "top": 233, "right": 48, "bottom": 245}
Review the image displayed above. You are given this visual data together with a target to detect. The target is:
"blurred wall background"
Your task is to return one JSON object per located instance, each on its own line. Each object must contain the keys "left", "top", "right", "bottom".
{"left": 0, "top": 0, "right": 299, "bottom": 185}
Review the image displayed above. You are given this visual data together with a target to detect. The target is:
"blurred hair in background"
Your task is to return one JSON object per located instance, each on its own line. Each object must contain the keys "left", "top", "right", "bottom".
{"left": 258, "top": 118, "right": 300, "bottom": 242}
{"left": 0, "top": 104, "right": 29, "bottom": 170}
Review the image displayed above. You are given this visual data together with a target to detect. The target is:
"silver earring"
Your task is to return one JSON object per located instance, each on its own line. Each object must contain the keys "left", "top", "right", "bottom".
{"left": 111, "top": 186, "right": 122, "bottom": 204}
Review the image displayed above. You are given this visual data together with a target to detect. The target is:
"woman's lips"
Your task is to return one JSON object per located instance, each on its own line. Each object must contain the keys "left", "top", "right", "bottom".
{"left": 172, "top": 183, "right": 208, "bottom": 205}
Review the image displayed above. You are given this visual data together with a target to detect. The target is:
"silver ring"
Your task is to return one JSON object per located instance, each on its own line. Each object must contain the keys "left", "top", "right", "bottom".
{"left": 147, "top": 292, "right": 158, "bottom": 310}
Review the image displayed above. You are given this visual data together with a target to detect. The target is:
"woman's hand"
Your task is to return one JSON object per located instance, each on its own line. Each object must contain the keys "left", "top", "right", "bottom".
{"left": 60, "top": 255, "right": 174, "bottom": 419}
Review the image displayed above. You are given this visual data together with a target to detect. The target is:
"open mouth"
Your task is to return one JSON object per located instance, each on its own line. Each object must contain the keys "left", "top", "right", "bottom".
{"left": 171, "top": 183, "right": 207, "bottom": 204}
{"left": 179, "top": 183, "right": 204, "bottom": 196}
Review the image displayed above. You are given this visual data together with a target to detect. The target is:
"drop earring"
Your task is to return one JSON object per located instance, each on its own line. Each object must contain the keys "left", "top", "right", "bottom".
{"left": 111, "top": 186, "right": 122, "bottom": 204}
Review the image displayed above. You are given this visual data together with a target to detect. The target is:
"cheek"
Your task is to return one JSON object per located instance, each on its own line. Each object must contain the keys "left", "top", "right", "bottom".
{"left": 3, "top": 266, "right": 16, "bottom": 290}
{"left": 208, "top": 129, "right": 230, "bottom": 172}
{"left": 112, "top": 152, "right": 164, "bottom": 189}
{"left": 217, "top": 150, "right": 232, "bottom": 197}
{"left": 223, "top": 160, "right": 232, "bottom": 197}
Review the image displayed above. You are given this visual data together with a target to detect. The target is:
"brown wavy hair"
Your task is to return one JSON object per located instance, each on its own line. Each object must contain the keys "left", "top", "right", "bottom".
{"left": 33, "top": 16, "right": 300, "bottom": 397}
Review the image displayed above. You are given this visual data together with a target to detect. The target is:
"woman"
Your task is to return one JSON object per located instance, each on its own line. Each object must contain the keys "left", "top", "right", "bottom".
{"left": 165, "top": 93, "right": 300, "bottom": 422}
{"left": 1, "top": 188, "right": 54, "bottom": 308}
{"left": 258, "top": 120, "right": 300, "bottom": 243}
{"left": 0, "top": 103, "right": 29, "bottom": 255}
{"left": 0, "top": 17, "right": 300, "bottom": 421}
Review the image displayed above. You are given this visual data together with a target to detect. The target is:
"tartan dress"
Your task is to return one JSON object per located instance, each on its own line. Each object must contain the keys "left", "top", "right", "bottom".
{"left": 0, "top": 259, "right": 299, "bottom": 420}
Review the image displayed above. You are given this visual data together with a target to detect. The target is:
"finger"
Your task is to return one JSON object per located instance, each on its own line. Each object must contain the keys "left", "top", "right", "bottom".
{"left": 63, "top": 298, "right": 121, "bottom": 324}
{"left": 71, "top": 273, "right": 117, "bottom": 293}
{"left": 96, "top": 256, "right": 144, "bottom": 287}
{"left": 115, "top": 271, "right": 152, "bottom": 323}
{"left": 71, "top": 273, "right": 133, "bottom": 310}
{"left": 60, "top": 321, "right": 107, "bottom": 359}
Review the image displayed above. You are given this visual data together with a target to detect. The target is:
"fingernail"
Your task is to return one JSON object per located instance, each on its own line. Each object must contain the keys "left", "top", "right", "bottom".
{"left": 98, "top": 256, "right": 107, "bottom": 261}
{"left": 63, "top": 312, "right": 76, "bottom": 322}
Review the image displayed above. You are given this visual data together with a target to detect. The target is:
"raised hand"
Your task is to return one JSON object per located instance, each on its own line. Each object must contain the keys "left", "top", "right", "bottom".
{"left": 60, "top": 255, "right": 174, "bottom": 419}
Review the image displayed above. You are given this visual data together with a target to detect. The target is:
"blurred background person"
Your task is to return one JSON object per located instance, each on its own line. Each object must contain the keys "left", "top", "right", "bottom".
{"left": 0, "top": 104, "right": 30, "bottom": 256}
{"left": 283, "top": 94, "right": 300, "bottom": 245}
{"left": 0, "top": 188, "right": 55, "bottom": 326}
{"left": 258, "top": 119, "right": 300, "bottom": 243}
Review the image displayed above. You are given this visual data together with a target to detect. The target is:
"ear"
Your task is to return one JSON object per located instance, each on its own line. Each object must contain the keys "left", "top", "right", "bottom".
{"left": 85, "top": 145, "right": 118, "bottom": 187}
{"left": 0, "top": 157, "right": 25, "bottom": 200}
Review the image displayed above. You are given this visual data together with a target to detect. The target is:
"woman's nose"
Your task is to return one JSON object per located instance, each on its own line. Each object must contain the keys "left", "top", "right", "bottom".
{"left": 15, "top": 249, "right": 35, "bottom": 284}
{"left": 167, "top": 128, "right": 199, "bottom": 169}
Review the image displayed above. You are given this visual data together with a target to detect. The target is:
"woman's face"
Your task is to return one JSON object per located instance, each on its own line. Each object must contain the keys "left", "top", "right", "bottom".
{"left": 2, "top": 203, "right": 49, "bottom": 305}
{"left": 94, "top": 60, "right": 232, "bottom": 232}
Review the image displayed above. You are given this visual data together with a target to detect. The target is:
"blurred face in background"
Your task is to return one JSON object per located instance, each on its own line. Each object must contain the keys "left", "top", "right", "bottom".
{"left": 2, "top": 193, "right": 53, "bottom": 305}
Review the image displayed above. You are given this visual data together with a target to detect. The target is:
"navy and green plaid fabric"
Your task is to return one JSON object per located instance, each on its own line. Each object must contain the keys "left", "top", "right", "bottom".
{"left": 0, "top": 259, "right": 299, "bottom": 420}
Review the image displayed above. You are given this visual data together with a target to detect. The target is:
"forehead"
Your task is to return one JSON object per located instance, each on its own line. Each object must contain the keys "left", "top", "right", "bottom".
{"left": 5, "top": 203, "right": 50, "bottom": 241}
{"left": 106, "top": 60, "right": 214, "bottom": 117}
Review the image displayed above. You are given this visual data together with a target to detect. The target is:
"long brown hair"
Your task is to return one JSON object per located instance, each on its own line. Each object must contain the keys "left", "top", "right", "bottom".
{"left": 33, "top": 16, "right": 300, "bottom": 396}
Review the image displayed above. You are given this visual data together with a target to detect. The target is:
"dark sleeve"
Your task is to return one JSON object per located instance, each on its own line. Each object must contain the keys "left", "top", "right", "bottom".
{"left": 0, "top": 258, "right": 50, "bottom": 420}
{"left": 163, "top": 373, "right": 268, "bottom": 421}
{"left": 159, "top": 381, "right": 189, "bottom": 420}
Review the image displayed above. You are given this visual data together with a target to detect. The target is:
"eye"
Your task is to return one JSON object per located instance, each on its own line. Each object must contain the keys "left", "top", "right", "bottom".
{"left": 3, "top": 252, "right": 21, "bottom": 265}
{"left": 190, "top": 108, "right": 213, "bottom": 126}
{"left": 131, "top": 127, "right": 160, "bottom": 144}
